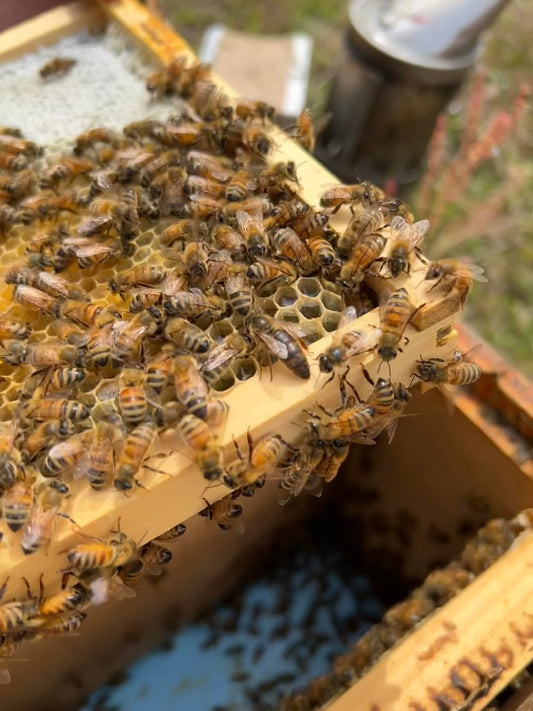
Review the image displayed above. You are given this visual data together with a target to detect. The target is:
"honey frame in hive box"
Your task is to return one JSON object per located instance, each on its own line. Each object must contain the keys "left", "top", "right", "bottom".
{"left": 0, "top": 2, "right": 531, "bottom": 710}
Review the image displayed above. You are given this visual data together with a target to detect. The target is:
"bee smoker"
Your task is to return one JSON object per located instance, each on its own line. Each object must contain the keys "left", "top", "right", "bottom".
{"left": 315, "top": 0, "right": 512, "bottom": 187}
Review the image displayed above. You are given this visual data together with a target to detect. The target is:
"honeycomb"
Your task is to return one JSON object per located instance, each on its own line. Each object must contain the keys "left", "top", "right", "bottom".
{"left": 0, "top": 15, "right": 472, "bottom": 685}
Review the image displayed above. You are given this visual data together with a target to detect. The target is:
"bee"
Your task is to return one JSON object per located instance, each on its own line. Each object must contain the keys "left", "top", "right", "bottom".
{"left": 235, "top": 100, "right": 275, "bottom": 123}
{"left": 320, "top": 183, "right": 373, "bottom": 212}
{"left": 67, "top": 529, "right": 138, "bottom": 575}
{"left": 223, "top": 196, "right": 272, "bottom": 223}
{"left": 3, "top": 475, "right": 34, "bottom": 532}
{"left": 270, "top": 227, "right": 314, "bottom": 274}
{"left": 0, "top": 422, "right": 24, "bottom": 493}
{"left": 247, "top": 313, "right": 310, "bottom": 380}
{"left": 204, "top": 250, "right": 233, "bottom": 289}
{"left": 185, "top": 175, "right": 226, "bottom": 200}
{"left": 139, "top": 540, "right": 173, "bottom": 568}
{"left": 151, "top": 166, "right": 187, "bottom": 215}
{"left": 4, "top": 169, "right": 36, "bottom": 198}
{"left": 0, "top": 150, "right": 27, "bottom": 171}
{"left": 201, "top": 334, "right": 248, "bottom": 384}
{"left": 236, "top": 209, "right": 268, "bottom": 259}
{"left": 269, "top": 200, "right": 309, "bottom": 229}
{"left": 293, "top": 108, "right": 315, "bottom": 152}
{"left": 83, "top": 421, "right": 119, "bottom": 490}
{"left": 39, "top": 56, "right": 76, "bottom": 79}
{"left": 20, "top": 397, "right": 90, "bottom": 422}
{"left": 13, "top": 285, "right": 58, "bottom": 315}
{"left": 164, "top": 318, "right": 210, "bottom": 354}
{"left": 319, "top": 308, "right": 382, "bottom": 375}
{"left": 43, "top": 431, "right": 89, "bottom": 477}
{"left": 306, "top": 403, "right": 376, "bottom": 442}
{"left": 178, "top": 242, "right": 209, "bottom": 280}
{"left": 46, "top": 367, "right": 86, "bottom": 393}
{"left": 5, "top": 266, "right": 83, "bottom": 300}
{"left": 378, "top": 287, "right": 415, "bottom": 364}
{"left": 74, "top": 128, "right": 123, "bottom": 155}
{"left": 368, "top": 381, "right": 412, "bottom": 443}
{"left": 31, "top": 610, "right": 87, "bottom": 639}
{"left": 84, "top": 324, "right": 114, "bottom": 368}
{"left": 425, "top": 259, "right": 487, "bottom": 307}
{"left": 246, "top": 258, "right": 298, "bottom": 285}
{"left": 316, "top": 439, "right": 350, "bottom": 484}
{"left": 386, "top": 216, "right": 430, "bottom": 277}
{"left": 306, "top": 235, "right": 336, "bottom": 268}
{"left": 201, "top": 496, "right": 243, "bottom": 531}
{"left": 110, "top": 266, "right": 165, "bottom": 297}
{"left": 117, "top": 369, "right": 149, "bottom": 426}
{"left": 178, "top": 413, "right": 223, "bottom": 481}
{"left": 339, "top": 233, "right": 387, "bottom": 285}
{"left": 163, "top": 290, "right": 224, "bottom": 319}
{"left": 156, "top": 523, "right": 187, "bottom": 541}
{"left": 185, "top": 193, "right": 224, "bottom": 220}
{"left": 40, "top": 157, "right": 93, "bottom": 188}
{"left": 158, "top": 122, "right": 213, "bottom": 150}
{"left": 173, "top": 355, "right": 209, "bottom": 420}
{"left": 37, "top": 581, "right": 91, "bottom": 618}
{"left": 224, "top": 432, "right": 286, "bottom": 489}
{"left": 414, "top": 355, "right": 481, "bottom": 394}
{"left": 115, "top": 423, "right": 155, "bottom": 491}
{"left": 225, "top": 266, "right": 253, "bottom": 316}
{"left": 205, "top": 399, "right": 230, "bottom": 431}
{"left": 70, "top": 238, "right": 123, "bottom": 269}
{"left": 0, "top": 318, "right": 30, "bottom": 341}
{"left": 140, "top": 149, "right": 182, "bottom": 184}
{"left": 20, "top": 420, "right": 70, "bottom": 462}
{"left": 160, "top": 218, "right": 198, "bottom": 247}
{"left": 216, "top": 121, "right": 271, "bottom": 156}
{"left": 225, "top": 170, "right": 256, "bottom": 202}
{"left": 123, "top": 119, "right": 164, "bottom": 139}
{"left": 292, "top": 211, "right": 329, "bottom": 241}
{"left": 0, "top": 134, "right": 41, "bottom": 157}
{"left": 338, "top": 199, "right": 399, "bottom": 255}
{"left": 0, "top": 581, "right": 38, "bottom": 634}
{"left": 112, "top": 311, "right": 157, "bottom": 364}
{"left": 1, "top": 342, "right": 78, "bottom": 367}
{"left": 278, "top": 440, "right": 324, "bottom": 505}
{"left": 211, "top": 224, "right": 246, "bottom": 257}
{"left": 145, "top": 344, "right": 175, "bottom": 393}
{"left": 60, "top": 300, "right": 110, "bottom": 328}
{"left": 21, "top": 480, "right": 70, "bottom": 555}
{"left": 186, "top": 150, "right": 234, "bottom": 182}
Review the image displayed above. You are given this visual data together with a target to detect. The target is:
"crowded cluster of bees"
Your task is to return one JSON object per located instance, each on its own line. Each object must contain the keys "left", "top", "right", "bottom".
{"left": 0, "top": 51, "right": 484, "bottom": 677}
{"left": 282, "top": 510, "right": 533, "bottom": 710}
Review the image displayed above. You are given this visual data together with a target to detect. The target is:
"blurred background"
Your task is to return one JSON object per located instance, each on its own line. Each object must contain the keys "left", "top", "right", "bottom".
{"left": 156, "top": 0, "right": 532, "bottom": 376}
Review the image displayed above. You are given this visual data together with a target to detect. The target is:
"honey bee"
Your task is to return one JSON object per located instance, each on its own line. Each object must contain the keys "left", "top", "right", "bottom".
{"left": 43, "top": 431, "right": 89, "bottom": 477}
{"left": 338, "top": 200, "right": 399, "bottom": 255}
{"left": 3, "top": 475, "right": 34, "bottom": 532}
{"left": 225, "top": 170, "right": 256, "bottom": 202}
{"left": 278, "top": 440, "right": 324, "bottom": 505}
{"left": 67, "top": 529, "right": 138, "bottom": 575}
{"left": 223, "top": 196, "right": 272, "bottom": 223}
{"left": 151, "top": 166, "right": 187, "bottom": 215}
{"left": 0, "top": 150, "right": 27, "bottom": 171}
{"left": 21, "top": 480, "right": 70, "bottom": 555}
{"left": 158, "top": 122, "right": 213, "bottom": 150}
{"left": 186, "top": 193, "right": 224, "bottom": 220}
{"left": 378, "top": 287, "right": 415, "bottom": 364}
{"left": 269, "top": 227, "right": 314, "bottom": 274}
{"left": 46, "top": 367, "right": 86, "bottom": 393}
{"left": 60, "top": 300, "right": 110, "bottom": 328}
{"left": 319, "top": 308, "right": 382, "bottom": 376}
{"left": 69, "top": 237, "right": 123, "bottom": 269}
{"left": 74, "top": 128, "right": 123, "bottom": 155}
{"left": 216, "top": 120, "right": 271, "bottom": 156}
{"left": 178, "top": 413, "right": 223, "bottom": 481}
{"left": 112, "top": 311, "right": 157, "bottom": 364}
{"left": 185, "top": 175, "right": 226, "bottom": 200}
{"left": 37, "top": 581, "right": 91, "bottom": 618}
{"left": 0, "top": 581, "right": 38, "bottom": 634}
{"left": 201, "top": 334, "right": 248, "bottom": 384}
{"left": 30, "top": 610, "right": 87, "bottom": 639}
{"left": 164, "top": 318, "right": 210, "bottom": 354}
{"left": 4, "top": 168, "right": 36, "bottom": 198}
{"left": 83, "top": 421, "right": 119, "bottom": 490}
{"left": 414, "top": 354, "right": 481, "bottom": 394}
{"left": 5, "top": 265, "right": 83, "bottom": 300}
{"left": 0, "top": 134, "right": 41, "bottom": 157}
{"left": 1, "top": 341, "right": 78, "bottom": 367}
{"left": 247, "top": 313, "right": 310, "bottom": 380}
{"left": 0, "top": 422, "right": 24, "bottom": 493}
{"left": 13, "top": 285, "right": 58, "bottom": 315}
{"left": 246, "top": 258, "right": 298, "bottom": 285}
{"left": 190, "top": 82, "right": 233, "bottom": 122}
{"left": 186, "top": 150, "right": 234, "bottom": 183}
{"left": 155, "top": 522, "right": 187, "bottom": 541}
{"left": 293, "top": 108, "right": 315, "bottom": 152}
{"left": 225, "top": 266, "right": 253, "bottom": 316}
{"left": 40, "top": 157, "right": 93, "bottom": 188}
{"left": 39, "top": 57, "right": 76, "bottom": 79}
{"left": 235, "top": 100, "right": 275, "bottom": 123}
{"left": 236, "top": 209, "right": 268, "bottom": 259}
{"left": 145, "top": 344, "right": 175, "bottom": 393}
{"left": 339, "top": 233, "right": 387, "bottom": 286}
{"left": 84, "top": 324, "right": 114, "bottom": 368}
{"left": 211, "top": 224, "right": 246, "bottom": 257}
{"left": 306, "top": 403, "right": 376, "bottom": 442}
{"left": 160, "top": 218, "right": 198, "bottom": 247}
{"left": 116, "top": 369, "right": 150, "bottom": 426}
{"left": 123, "top": 119, "right": 164, "bottom": 139}
{"left": 224, "top": 432, "right": 286, "bottom": 489}
{"left": 201, "top": 496, "right": 243, "bottom": 531}
{"left": 139, "top": 540, "right": 173, "bottom": 568}
{"left": 320, "top": 183, "right": 372, "bottom": 212}
{"left": 110, "top": 266, "right": 166, "bottom": 297}
{"left": 0, "top": 317, "right": 31, "bottom": 341}
{"left": 115, "top": 423, "right": 155, "bottom": 491}
{"left": 177, "top": 242, "right": 209, "bottom": 280}
{"left": 386, "top": 216, "right": 429, "bottom": 277}
{"left": 173, "top": 355, "right": 209, "bottom": 420}
{"left": 20, "top": 396, "right": 90, "bottom": 423}
{"left": 306, "top": 235, "right": 336, "bottom": 268}
{"left": 140, "top": 149, "right": 182, "bottom": 185}
{"left": 316, "top": 439, "right": 350, "bottom": 484}
{"left": 20, "top": 420, "right": 70, "bottom": 462}
{"left": 424, "top": 259, "right": 487, "bottom": 307}
{"left": 204, "top": 249, "right": 233, "bottom": 289}
{"left": 163, "top": 289, "right": 224, "bottom": 320}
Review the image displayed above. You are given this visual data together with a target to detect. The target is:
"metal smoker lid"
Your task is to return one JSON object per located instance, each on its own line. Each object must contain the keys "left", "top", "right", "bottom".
{"left": 349, "top": 0, "right": 512, "bottom": 80}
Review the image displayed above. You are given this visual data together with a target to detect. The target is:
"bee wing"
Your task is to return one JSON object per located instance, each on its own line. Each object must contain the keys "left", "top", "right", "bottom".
{"left": 410, "top": 219, "right": 430, "bottom": 247}
{"left": 256, "top": 332, "right": 289, "bottom": 360}
{"left": 236, "top": 209, "right": 264, "bottom": 236}
{"left": 224, "top": 268, "right": 245, "bottom": 292}
{"left": 77, "top": 216, "right": 113, "bottom": 235}
{"left": 378, "top": 287, "right": 393, "bottom": 321}
{"left": 336, "top": 306, "right": 358, "bottom": 331}
{"left": 161, "top": 274, "right": 188, "bottom": 296}
{"left": 72, "top": 242, "right": 116, "bottom": 258}
{"left": 36, "top": 272, "right": 77, "bottom": 299}
{"left": 465, "top": 264, "right": 488, "bottom": 282}
{"left": 202, "top": 343, "right": 239, "bottom": 372}
{"left": 345, "top": 326, "right": 383, "bottom": 357}
{"left": 96, "top": 378, "right": 119, "bottom": 401}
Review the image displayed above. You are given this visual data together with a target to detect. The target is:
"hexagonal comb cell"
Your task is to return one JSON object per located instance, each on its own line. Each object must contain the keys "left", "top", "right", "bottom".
{"left": 232, "top": 357, "right": 258, "bottom": 382}
{"left": 321, "top": 290, "right": 343, "bottom": 312}
{"left": 296, "top": 277, "right": 321, "bottom": 298}
{"left": 298, "top": 298, "right": 324, "bottom": 321}
{"left": 277, "top": 308, "right": 300, "bottom": 325}
{"left": 209, "top": 320, "right": 235, "bottom": 344}
{"left": 300, "top": 323, "right": 324, "bottom": 345}
{"left": 275, "top": 287, "right": 299, "bottom": 308}
{"left": 210, "top": 371, "right": 236, "bottom": 393}
{"left": 322, "top": 311, "right": 342, "bottom": 333}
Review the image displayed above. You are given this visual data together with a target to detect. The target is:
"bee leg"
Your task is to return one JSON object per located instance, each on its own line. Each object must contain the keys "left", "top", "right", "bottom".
{"left": 317, "top": 403, "right": 335, "bottom": 418}
{"left": 232, "top": 436, "right": 244, "bottom": 461}
{"left": 361, "top": 365, "right": 374, "bottom": 387}
{"left": 22, "top": 576, "right": 33, "bottom": 600}
{"left": 246, "top": 429, "right": 254, "bottom": 462}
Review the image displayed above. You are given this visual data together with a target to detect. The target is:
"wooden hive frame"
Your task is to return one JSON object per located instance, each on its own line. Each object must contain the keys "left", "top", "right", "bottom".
{"left": 0, "top": 2, "right": 532, "bottom": 709}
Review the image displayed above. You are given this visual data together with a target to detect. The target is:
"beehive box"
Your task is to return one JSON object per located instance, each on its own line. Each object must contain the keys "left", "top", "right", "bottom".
{"left": 0, "top": 2, "right": 531, "bottom": 710}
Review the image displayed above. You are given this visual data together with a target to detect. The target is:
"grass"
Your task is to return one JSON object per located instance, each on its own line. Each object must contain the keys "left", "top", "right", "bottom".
{"left": 159, "top": 0, "right": 533, "bottom": 375}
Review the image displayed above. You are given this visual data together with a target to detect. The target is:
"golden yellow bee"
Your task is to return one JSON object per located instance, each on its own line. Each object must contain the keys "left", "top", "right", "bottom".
{"left": 247, "top": 313, "right": 310, "bottom": 380}
{"left": 21, "top": 480, "right": 70, "bottom": 555}
{"left": 224, "top": 432, "right": 287, "bottom": 489}
{"left": 173, "top": 355, "right": 209, "bottom": 420}
{"left": 378, "top": 287, "right": 415, "bottom": 364}
{"left": 425, "top": 259, "right": 487, "bottom": 307}
{"left": 115, "top": 423, "right": 155, "bottom": 491}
